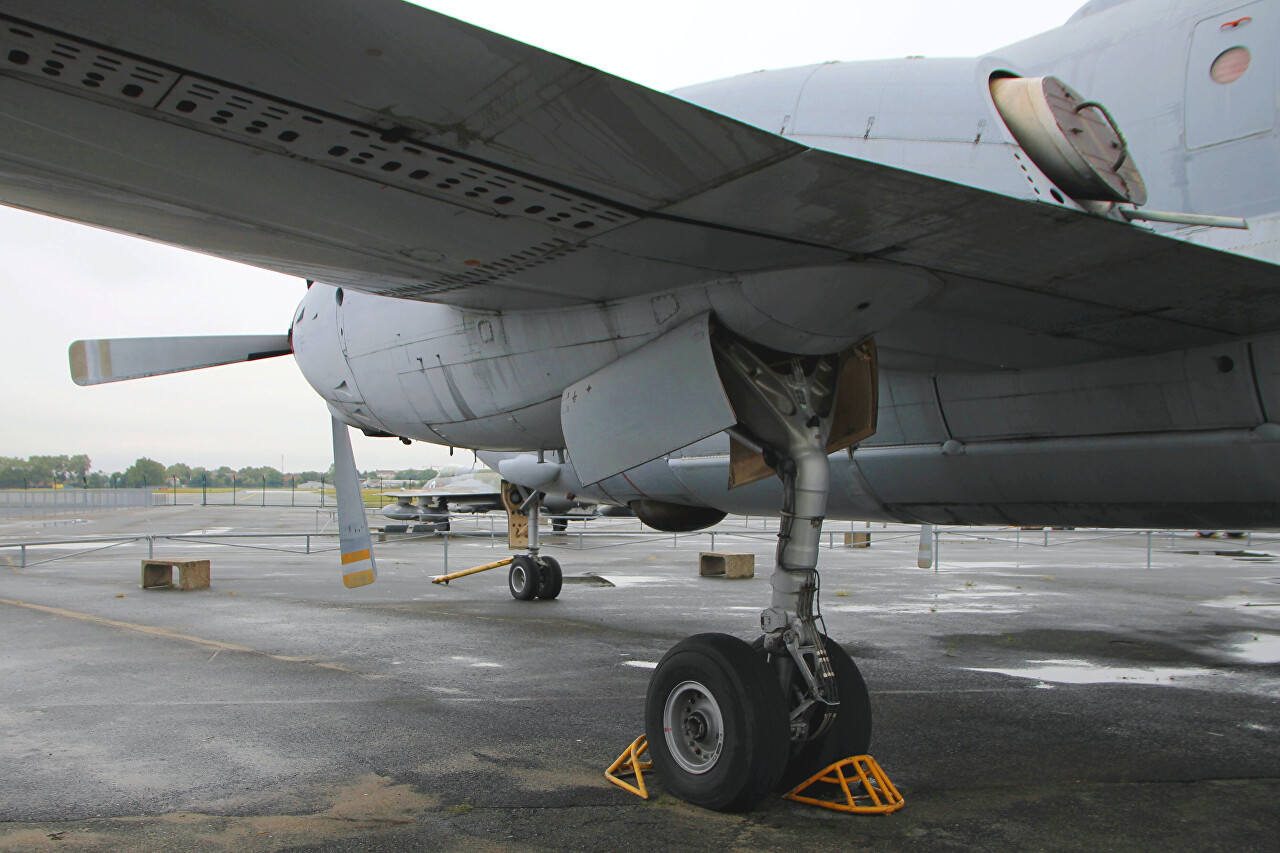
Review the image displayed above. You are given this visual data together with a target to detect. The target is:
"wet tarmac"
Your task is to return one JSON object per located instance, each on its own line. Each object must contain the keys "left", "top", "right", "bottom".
{"left": 1, "top": 506, "right": 1278, "bottom": 851}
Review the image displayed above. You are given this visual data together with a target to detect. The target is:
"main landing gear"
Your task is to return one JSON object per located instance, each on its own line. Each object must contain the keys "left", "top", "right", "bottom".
{"left": 506, "top": 452, "right": 563, "bottom": 601}
{"left": 644, "top": 335, "right": 874, "bottom": 811}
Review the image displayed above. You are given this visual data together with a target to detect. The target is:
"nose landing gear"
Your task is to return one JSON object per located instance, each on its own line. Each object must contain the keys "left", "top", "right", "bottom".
{"left": 505, "top": 455, "right": 563, "bottom": 601}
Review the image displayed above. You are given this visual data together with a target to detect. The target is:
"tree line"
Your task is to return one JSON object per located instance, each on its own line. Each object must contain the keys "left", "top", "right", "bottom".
{"left": 0, "top": 455, "right": 438, "bottom": 489}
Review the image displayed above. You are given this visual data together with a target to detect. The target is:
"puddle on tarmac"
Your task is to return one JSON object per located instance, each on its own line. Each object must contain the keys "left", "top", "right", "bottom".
{"left": 970, "top": 658, "right": 1216, "bottom": 685}
{"left": 562, "top": 574, "right": 614, "bottom": 586}
{"left": 587, "top": 574, "right": 672, "bottom": 588}
{"left": 831, "top": 602, "right": 1029, "bottom": 615}
{"left": 830, "top": 584, "right": 1051, "bottom": 615}
{"left": 1227, "top": 633, "right": 1280, "bottom": 664}
{"left": 449, "top": 656, "right": 503, "bottom": 668}
{"left": 1203, "top": 596, "right": 1280, "bottom": 614}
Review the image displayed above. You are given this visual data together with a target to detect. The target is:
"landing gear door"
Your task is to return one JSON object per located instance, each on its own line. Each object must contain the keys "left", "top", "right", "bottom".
{"left": 501, "top": 480, "right": 530, "bottom": 550}
{"left": 561, "top": 313, "right": 737, "bottom": 486}
{"left": 826, "top": 339, "right": 879, "bottom": 454}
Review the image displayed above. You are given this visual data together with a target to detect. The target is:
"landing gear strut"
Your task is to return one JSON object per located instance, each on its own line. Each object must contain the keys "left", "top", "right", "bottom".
{"left": 646, "top": 332, "right": 874, "bottom": 810}
{"left": 507, "top": 451, "right": 563, "bottom": 601}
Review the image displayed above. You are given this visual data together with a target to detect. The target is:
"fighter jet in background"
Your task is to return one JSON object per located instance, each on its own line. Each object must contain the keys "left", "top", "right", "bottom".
{"left": 381, "top": 465, "right": 597, "bottom": 530}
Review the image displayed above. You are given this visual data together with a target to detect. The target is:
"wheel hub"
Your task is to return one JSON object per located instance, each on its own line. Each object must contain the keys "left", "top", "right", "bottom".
{"left": 663, "top": 680, "right": 724, "bottom": 774}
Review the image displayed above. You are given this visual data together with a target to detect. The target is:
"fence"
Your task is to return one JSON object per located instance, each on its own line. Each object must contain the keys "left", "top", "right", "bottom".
{"left": 4, "top": 511, "right": 1267, "bottom": 576}
{"left": 0, "top": 488, "right": 154, "bottom": 520}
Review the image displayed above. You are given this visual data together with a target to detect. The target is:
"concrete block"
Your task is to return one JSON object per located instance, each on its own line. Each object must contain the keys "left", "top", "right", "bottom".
{"left": 141, "top": 559, "right": 211, "bottom": 590}
{"left": 845, "top": 531, "right": 871, "bottom": 548}
{"left": 699, "top": 552, "right": 754, "bottom": 579}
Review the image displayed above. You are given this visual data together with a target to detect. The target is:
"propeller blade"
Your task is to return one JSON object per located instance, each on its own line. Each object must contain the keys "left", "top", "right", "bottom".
{"left": 69, "top": 334, "right": 291, "bottom": 385}
{"left": 332, "top": 415, "right": 377, "bottom": 588}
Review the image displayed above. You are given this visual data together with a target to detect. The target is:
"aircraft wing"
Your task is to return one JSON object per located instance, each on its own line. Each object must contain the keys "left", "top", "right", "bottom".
{"left": 0, "top": 1, "right": 1277, "bottom": 364}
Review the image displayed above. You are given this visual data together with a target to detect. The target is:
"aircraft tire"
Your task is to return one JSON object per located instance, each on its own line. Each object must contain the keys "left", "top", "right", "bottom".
{"left": 645, "top": 633, "right": 788, "bottom": 811}
{"left": 508, "top": 555, "right": 540, "bottom": 600}
{"left": 763, "top": 636, "right": 873, "bottom": 793}
{"left": 535, "top": 556, "right": 562, "bottom": 600}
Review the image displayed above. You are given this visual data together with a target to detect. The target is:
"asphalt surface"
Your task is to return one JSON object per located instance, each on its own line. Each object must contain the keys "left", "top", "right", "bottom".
{"left": 1, "top": 506, "right": 1278, "bottom": 851}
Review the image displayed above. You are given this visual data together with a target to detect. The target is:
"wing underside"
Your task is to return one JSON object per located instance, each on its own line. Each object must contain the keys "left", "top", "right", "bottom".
{"left": 0, "top": 0, "right": 1277, "bottom": 368}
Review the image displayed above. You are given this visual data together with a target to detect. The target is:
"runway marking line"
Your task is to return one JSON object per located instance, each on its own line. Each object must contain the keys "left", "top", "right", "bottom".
{"left": 0, "top": 597, "right": 371, "bottom": 677}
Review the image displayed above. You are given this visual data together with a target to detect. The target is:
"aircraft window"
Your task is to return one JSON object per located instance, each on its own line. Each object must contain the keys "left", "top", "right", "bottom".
{"left": 1210, "top": 46, "right": 1250, "bottom": 84}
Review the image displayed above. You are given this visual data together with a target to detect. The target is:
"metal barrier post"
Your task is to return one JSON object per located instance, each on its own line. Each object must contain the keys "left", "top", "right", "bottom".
{"left": 148, "top": 535, "right": 154, "bottom": 559}
{"left": 1146, "top": 530, "right": 1152, "bottom": 569}
{"left": 933, "top": 527, "right": 940, "bottom": 573}
{"left": 443, "top": 531, "right": 449, "bottom": 574}
{"left": 20, "top": 544, "right": 25, "bottom": 568}
{"left": 1044, "top": 528, "right": 1049, "bottom": 547}
{"left": 306, "top": 535, "right": 311, "bottom": 555}
{"left": 711, "top": 532, "right": 716, "bottom": 551}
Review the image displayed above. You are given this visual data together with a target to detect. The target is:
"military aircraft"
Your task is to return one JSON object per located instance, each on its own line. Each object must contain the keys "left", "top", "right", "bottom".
{"left": 2, "top": 0, "right": 1276, "bottom": 812}
{"left": 381, "top": 464, "right": 597, "bottom": 530}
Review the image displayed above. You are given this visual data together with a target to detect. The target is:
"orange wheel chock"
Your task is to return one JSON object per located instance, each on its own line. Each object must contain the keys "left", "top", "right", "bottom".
{"left": 783, "top": 754, "right": 904, "bottom": 814}
{"left": 604, "top": 735, "right": 653, "bottom": 799}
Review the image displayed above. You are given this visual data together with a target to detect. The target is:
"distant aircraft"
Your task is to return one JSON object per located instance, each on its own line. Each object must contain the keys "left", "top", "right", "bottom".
{"left": 380, "top": 465, "right": 596, "bottom": 530}
{"left": 3, "top": 0, "right": 1275, "bottom": 811}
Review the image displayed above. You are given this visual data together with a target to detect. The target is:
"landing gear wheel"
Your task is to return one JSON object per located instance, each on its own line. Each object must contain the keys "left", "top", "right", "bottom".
{"left": 645, "top": 633, "right": 789, "bottom": 811}
{"left": 755, "top": 635, "right": 873, "bottom": 792}
{"left": 508, "top": 555, "right": 539, "bottom": 600}
{"left": 535, "top": 556, "right": 563, "bottom": 600}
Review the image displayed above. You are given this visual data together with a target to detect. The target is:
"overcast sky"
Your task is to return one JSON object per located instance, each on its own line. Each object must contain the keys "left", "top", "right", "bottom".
{"left": 0, "top": 0, "right": 1085, "bottom": 475}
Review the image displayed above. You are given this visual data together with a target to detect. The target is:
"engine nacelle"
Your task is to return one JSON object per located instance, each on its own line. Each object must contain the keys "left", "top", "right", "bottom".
{"left": 630, "top": 499, "right": 727, "bottom": 533}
